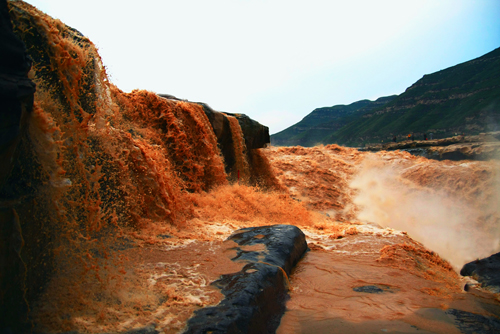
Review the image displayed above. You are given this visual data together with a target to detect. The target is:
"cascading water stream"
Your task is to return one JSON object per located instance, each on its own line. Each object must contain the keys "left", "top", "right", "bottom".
{"left": 3, "top": 2, "right": 500, "bottom": 333}
{"left": 226, "top": 114, "right": 250, "bottom": 182}
{"left": 3, "top": 2, "right": 285, "bottom": 332}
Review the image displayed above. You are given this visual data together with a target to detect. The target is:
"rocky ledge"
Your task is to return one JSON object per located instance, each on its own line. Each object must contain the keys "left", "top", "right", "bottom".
{"left": 363, "top": 132, "right": 500, "bottom": 160}
{"left": 185, "top": 224, "right": 308, "bottom": 334}
{"left": 461, "top": 252, "right": 500, "bottom": 294}
{"left": 158, "top": 95, "right": 270, "bottom": 176}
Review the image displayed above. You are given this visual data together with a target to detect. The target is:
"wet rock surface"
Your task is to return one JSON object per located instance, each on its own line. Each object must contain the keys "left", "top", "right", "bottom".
{"left": 446, "top": 308, "right": 500, "bottom": 334}
{"left": 461, "top": 252, "right": 500, "bottom": 293}
{"left": 158, "top": 100, "right": 270, "bottom": 177}
{"left": 201, "top": 103, "right": 270, "bottom": 175}
{"left": 0, "top": 0, "right": 36, "bottom": 331}
{"left": 353, "top": 285, "right": 393, "bottom": 294}
{"left": 185, "top": 224, "right": 307, "bottom": 334}
{"left": 223, "top": 112, "right": 270, "bottom": 150}
{"left": 198, "top": 103, "right": 237, "bottom": 172}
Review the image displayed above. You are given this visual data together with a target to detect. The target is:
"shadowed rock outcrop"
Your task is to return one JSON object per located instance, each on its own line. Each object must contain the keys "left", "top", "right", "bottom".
{"left": 0, "top": 0, "right": 35, "bottom": 187}
{"left": 185, "top": 224, "right": 308, "bottom": 334}
{"left": 0, "top": 0, "right": 36, "bottom": 331}
{"left": 197, "top": 102, "right": 270, "bottom": 175}
{"left": 197, "top": 102, "right": 237, "bottom": 172}
{"left": 223, "top": 112, "right": 270, "bottom": 150}
{"left": 461, "top": 252, "right": 500, "bottom": 293}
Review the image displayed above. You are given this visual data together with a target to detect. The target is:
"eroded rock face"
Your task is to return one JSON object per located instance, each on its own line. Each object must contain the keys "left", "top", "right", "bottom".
{"left": 198, "top": 102, "right": 237, "bottom": 172}
{"left": 198, "top": 103, "right": 270, "bottom": 172}
{"left": 223, "top": 112, "right": 270, "bottom": 150}
{"left": 185, "top": 225, "right": 308, "bottom": 334}
{"left": 2, "top": 2, "right": 275, "bottom": 333}
{"left": 461, "top": 252, "right": 500, "bottom": 293}
{"left": 0, "top": 0, "right": 36, "bottom": 330}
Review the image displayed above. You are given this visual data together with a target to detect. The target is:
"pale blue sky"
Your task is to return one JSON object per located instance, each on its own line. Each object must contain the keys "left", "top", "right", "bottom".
{"left": 25, "top": 0, "right": 500, "bottom": 134}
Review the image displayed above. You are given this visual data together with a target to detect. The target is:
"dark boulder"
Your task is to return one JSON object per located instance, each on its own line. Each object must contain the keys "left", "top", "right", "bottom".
{"left": 195, "top": 102, "right": 270, "bottom": 177}
{"left": 185, "top": 224, "right": 308, "bottom": 334}
{"left": 461, "top": 252, "right": 500, "bottom": 293}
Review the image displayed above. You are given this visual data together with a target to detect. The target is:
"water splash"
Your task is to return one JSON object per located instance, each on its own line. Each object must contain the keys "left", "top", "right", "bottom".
{"left": 7, "top": 2, "right": 500, "bottom": 333}
{"left": 350, "top": 152, "right": 500, "bottom": 268}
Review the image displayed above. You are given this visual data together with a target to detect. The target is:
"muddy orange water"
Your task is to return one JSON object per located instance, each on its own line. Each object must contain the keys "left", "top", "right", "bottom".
{"left": 8, "top": 1, "right": 500, "bottom": 333}
{"left": 266, "top": 146, "right": 500, "bottom": 333}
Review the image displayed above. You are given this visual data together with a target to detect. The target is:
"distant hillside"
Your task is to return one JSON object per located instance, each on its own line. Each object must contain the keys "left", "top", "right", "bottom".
{"left": 271, "top": 96, "right": 397, "bottom": 146}
{"left": 272, "top": 47, "right": 500, "bottom": 147}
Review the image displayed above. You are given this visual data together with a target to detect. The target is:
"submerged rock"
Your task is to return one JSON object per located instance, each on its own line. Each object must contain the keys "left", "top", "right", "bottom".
{"left": 185, "top": 224, "right": 307, "bottom": 334}
{"left": 461, "top": 252, "right": 500, "bottom": 293}
{"left": 353, "top": 285, "right": 387, "bottom": 294}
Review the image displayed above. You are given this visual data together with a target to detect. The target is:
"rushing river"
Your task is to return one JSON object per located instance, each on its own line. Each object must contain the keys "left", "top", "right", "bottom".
{"left": 5, "top": 2, "right": 500, "bottom": 333}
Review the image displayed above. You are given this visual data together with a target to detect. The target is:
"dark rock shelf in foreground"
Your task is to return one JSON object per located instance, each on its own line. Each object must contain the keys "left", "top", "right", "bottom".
{"left": 184, "top": 224, "right": 308, "bottom": 334}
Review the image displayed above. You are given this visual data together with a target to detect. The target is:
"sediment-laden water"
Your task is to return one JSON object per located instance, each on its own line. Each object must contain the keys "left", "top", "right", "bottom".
{"left": 4, "top": 1, "right": 500, "bottom": 333}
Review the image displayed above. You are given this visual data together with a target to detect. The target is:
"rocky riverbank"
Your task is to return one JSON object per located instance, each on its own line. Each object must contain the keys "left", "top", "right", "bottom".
{"left": 363, "top": 132, "right": 500, "bottom": 160}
